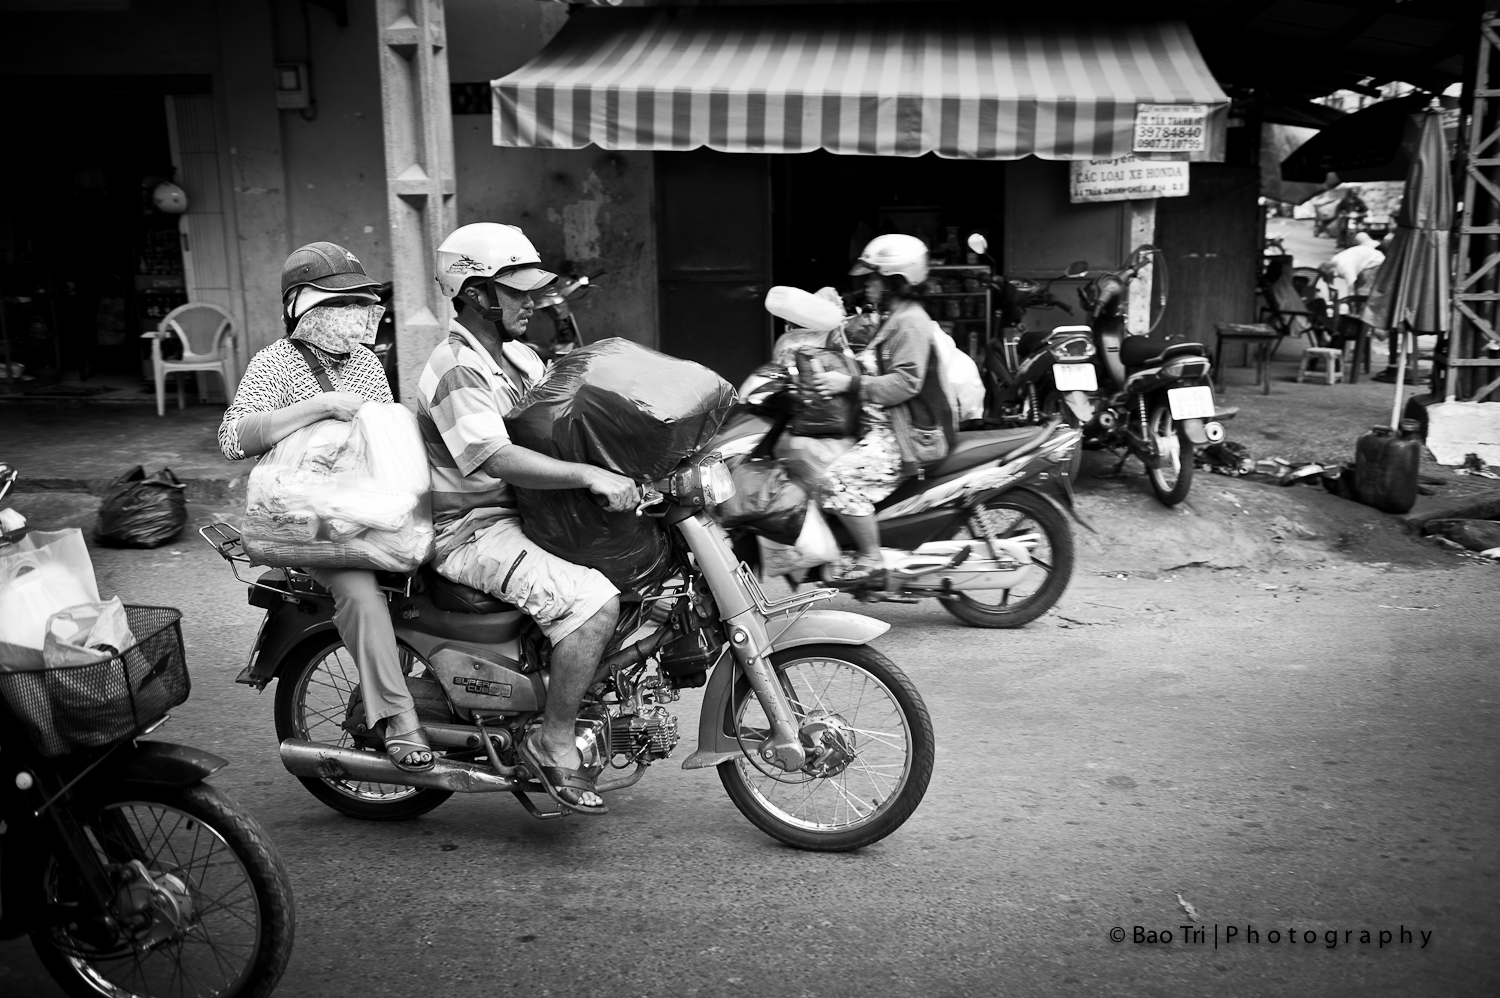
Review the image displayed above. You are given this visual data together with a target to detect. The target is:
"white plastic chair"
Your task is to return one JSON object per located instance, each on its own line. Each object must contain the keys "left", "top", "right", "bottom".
{"left": 142, "top": 303, "right": 239, "bottom": 416}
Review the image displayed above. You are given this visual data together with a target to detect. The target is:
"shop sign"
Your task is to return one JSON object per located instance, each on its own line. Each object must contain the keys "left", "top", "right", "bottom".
{"left": 1069, "top": 157, "right": 1189, "bottom": 204}
{"left": 1133, "top": 103, "right": 1208, "bottom": 153}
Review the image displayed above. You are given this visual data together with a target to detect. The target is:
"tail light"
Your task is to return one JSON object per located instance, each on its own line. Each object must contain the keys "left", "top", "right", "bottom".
{"left": 1161, "top": 357, "right": 1209, "bottom": 380}
{"left": 1049, "top": 333, "right": 1096, "bottom": 361}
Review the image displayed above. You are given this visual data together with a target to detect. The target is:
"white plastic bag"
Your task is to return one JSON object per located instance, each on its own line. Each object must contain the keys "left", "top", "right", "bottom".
{"left": 242, "top": 402, "right": 434, "bottom": 572}
{"left": 757, "top": 503, "right": 839, "bottom": 578}
{"left": 0, "top": 529, "right": 101, "bottom": 667}
{"left": 932, "top": 322, "right": 986, "bottom": 423}
{"left": 43, "top": 597, "right": 136, "bottom": 668}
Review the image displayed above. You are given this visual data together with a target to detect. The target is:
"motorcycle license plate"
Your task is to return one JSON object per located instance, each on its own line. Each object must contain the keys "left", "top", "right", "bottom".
{"left": 1168, "top": 385, "right": 1215, "bottom": 420}
{"left": 1052, "top": 363, "right": 1097, "bottom": 391}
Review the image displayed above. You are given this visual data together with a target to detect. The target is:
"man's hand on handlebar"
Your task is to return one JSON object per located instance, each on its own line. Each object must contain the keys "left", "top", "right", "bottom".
{"left": 584, "top": 467, "right": 642, "bottom": 513}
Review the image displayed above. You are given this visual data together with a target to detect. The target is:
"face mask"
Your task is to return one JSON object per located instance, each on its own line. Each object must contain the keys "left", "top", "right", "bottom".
{"left": 291, "top": 303, "right": 384, "bottom": 355}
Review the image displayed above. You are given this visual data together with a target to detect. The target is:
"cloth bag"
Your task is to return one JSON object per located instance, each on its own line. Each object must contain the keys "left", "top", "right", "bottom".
{"left": 0, "top": 528, "right": 101, "bottom": 668}
{"left": 242, "top": 402, "right": 434, "bottom": 572}
{"left": 95, "top": 466, "right": 187, "bottom": 549}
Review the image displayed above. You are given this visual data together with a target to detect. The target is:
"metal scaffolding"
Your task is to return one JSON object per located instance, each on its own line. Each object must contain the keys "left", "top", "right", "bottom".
{"left": 1447, "top": 9, "right": 1500, "bottom": 402}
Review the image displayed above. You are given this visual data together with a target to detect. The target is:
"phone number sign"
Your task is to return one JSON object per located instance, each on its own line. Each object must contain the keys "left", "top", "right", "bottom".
{"left": 1133, "top": 104, "right": 1207, "bottom": 153}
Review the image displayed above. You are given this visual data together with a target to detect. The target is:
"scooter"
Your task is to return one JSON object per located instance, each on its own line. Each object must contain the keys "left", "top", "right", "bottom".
{"left": 714, "top": 382, "right": 1084, "bottom": 630}
{"left": 524, "top": 268, "right": 604, "bottom": 362}
{"left": 1072, "top": 245, "right": 1228, "bottom": 506}
{"left": 0, "top": 463, "right": 295, "bottom": 998}
{"left": 202, "top": 449, "right": 933, "bottom": 852}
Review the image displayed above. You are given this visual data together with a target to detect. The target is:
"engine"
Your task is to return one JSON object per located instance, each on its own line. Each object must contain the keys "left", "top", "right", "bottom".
{"left": 607, "top": 706, "right": 680, "bottom": 763}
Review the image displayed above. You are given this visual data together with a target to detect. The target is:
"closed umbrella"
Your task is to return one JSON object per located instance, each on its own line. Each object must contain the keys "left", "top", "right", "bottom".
{"left": 1360, "top": 106, "right": 1452, "bottom": 427}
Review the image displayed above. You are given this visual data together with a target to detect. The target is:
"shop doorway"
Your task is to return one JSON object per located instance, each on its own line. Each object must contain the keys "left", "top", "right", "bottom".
{"left": 0, "top": 81, "right": 195, "bottom": 396}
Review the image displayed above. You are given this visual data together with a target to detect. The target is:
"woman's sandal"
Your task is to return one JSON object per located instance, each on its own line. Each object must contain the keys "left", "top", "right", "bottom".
{"left": 517, "top": 731, "right": 608, "bottom": 816}
{"left": 378, "top": 720, "right": 435, "bottom": 773}
{"left": 830, "top": 557, "right": 887, "bottom": 592}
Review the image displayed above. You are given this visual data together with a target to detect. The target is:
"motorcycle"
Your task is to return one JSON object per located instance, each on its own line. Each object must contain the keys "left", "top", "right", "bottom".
{"left": 715, "top": 379, "right": 1084, "bottom": 630}
{"left": 1070, "top": 245, "right": 1227, "bottom": 506}
{"left": 964, "top": 235, "right": 1096, "bottom": 434}
{"left": 0, "top": 463, "right": 295, "bottom": 998}
{"left": 523, "top": 268, "right": 604, "bottom": 362}
{"left": 201, "top": 449, "right": 934, "bottom": 852}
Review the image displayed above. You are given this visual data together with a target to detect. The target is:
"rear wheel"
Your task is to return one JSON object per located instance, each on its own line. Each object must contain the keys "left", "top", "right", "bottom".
{"left": 718, "top": 644, "right": 934, "bottom": 852}
{"left": 274, "top": 637, "right": 452, "bottom": 820}
{"left": 1144, "top": 403, "right": 1194, "bottom": 506}
{"left": 939, "top": 488, "right": 1074, "bottom": 628}
{"left": 30, "top": 783, "right": 294, "bottom": 998}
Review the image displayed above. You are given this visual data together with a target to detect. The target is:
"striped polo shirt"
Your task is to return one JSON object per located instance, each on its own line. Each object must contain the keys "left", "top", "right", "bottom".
{"left": 416, "top": 320, "right": 546, "bottom": 555}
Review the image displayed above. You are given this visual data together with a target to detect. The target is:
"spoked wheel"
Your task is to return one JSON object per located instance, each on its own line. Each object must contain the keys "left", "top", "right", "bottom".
{"left": 274, "top": 637, "right": 451, "bottom": 820}
{"left": 939, "top": 487, "right": 1074, "bottom": 628}
{"left": 30, "top": 783, "right": 294, "bottom": 998}
{"left": 1144, "top": 402, "right": 1194, "bottom": 506}
{"left": 718, "top": 644, "right": 934, "bottom": 852}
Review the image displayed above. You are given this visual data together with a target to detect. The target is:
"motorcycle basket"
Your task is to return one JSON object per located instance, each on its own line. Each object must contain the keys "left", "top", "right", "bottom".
{"left": 0, "top": 605, "right": 190, "bottom": 758}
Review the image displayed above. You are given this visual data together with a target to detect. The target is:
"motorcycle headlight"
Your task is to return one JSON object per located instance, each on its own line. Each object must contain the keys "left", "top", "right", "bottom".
{"left": 668, "top": 453, "right": 736, "bottom": 508}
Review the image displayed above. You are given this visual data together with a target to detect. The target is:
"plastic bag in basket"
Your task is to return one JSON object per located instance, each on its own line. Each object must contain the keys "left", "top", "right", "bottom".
{"left": 43, "top": 597, "right": 135, "bottom": 668}
{"left": 0, "top": 528, "right": 101, "bottom": 669}
{"left": 242, "top": 402, "right": 434, "bottom": 572}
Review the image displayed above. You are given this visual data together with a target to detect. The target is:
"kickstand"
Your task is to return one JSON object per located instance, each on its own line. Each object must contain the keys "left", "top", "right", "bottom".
{"left": 511, "top": 790, "right": 571, "bottom": 820}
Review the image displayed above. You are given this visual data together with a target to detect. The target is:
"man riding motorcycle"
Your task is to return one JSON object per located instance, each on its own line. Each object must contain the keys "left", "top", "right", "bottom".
{"left": 416, "top": 222, "right": 637, "bottom": 815}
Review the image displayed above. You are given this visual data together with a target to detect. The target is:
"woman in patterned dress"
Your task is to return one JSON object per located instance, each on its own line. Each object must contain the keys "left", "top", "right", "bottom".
{"left": 811, "top": 235, "right": 954, "bottom": 588}
{"left": 218, "top": 242, "right": 433, "bottom": 772}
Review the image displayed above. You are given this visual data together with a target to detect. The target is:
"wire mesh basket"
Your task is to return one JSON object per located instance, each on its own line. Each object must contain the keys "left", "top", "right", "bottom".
{"left": 0, "top": 605, "right": 190, "bottom": 758}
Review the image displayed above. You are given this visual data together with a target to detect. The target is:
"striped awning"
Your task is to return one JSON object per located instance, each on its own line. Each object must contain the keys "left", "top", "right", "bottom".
{"left": 493, "top": 6, "right": 1229, "bottom": 161}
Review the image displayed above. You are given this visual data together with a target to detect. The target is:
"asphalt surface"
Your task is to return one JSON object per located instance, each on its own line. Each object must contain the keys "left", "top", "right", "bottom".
{"left": 0, "top": 490, "right": 1496, "bottom": 998}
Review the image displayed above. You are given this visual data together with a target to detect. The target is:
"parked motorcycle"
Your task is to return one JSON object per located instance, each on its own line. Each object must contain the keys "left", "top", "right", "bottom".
{"left": 524, "top": 268, "right": 604, "bottom": 362}
{"left": 1070, "top": 245, "right": 1225, "bottom": 506}
{"left": 715, "top": 381, "right": 1083, "bottom": 629}
{"left": 966, "top": 236, "right": 1096, "bottom": 433}
{"left": 202, "top": 449, "right": 933, "bottom": 851}
{"left": 0, "top": 463, "right": 295, "bottom": 998}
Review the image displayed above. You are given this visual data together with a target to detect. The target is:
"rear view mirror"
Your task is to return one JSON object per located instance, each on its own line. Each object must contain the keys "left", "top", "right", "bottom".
{"left": 966, "top": 233, "right": 989, "bottom": 256}
{"left": 1066, "top": 261, "right": 1090, "bottom": 278}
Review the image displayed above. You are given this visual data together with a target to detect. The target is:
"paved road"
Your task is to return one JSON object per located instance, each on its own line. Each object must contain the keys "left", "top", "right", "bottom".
{"left": 2, "top": 493, "right": 1496, "bottom": 997}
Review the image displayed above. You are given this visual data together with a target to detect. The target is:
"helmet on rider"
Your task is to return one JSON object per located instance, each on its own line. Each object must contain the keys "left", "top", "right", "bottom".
{"left": 280, "top": 242, "right": 381, "bottom": 330}
{"left": 435, "top": 223, "right": 556, "bottom": 328}
{"left": 850, "top": 233, "right": 930, "bottom": 287}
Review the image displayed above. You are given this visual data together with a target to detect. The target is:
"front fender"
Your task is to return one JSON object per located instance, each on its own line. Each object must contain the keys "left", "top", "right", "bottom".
{"left": 94, "top": 740, "right": 228, "bottom": 788}
{"left": 682, "top": 610, "right": 889, "bottom": 770}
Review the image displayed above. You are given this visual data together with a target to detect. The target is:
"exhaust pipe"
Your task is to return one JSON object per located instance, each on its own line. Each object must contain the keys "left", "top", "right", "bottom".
{"left": 279, "top": 738, "right": 521, "bottom": 793}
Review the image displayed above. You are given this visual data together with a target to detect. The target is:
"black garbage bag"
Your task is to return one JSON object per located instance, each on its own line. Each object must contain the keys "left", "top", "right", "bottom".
{"left": 94, "top": 466, "right": 187, "bottom": 548}
{"left": 504, "top": 338, "right": 736, "bottom": 591}
{"left": 714, "top": 455, "right": 807, "bottom": 546}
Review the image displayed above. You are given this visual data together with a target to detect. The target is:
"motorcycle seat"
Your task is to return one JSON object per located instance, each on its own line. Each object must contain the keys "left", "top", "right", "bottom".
{"left": 927, "top": 425, "right": 1051, "bottom": 477}
{"left": 1120, "top": 337, "right": 1207, "bottom": 370}
{"left": 418, "top": 564, "right": 518, "bottom": 615}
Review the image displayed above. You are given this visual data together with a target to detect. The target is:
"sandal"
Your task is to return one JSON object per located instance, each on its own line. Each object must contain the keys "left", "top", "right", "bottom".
{"left": 830, "top": 557, "right": 887, "bottom": 591}
{"left": 378, "top": 720, "right": 435, "bottom": 773}
{"left": 517, "top": 731, "right": 608, "bottom": 816}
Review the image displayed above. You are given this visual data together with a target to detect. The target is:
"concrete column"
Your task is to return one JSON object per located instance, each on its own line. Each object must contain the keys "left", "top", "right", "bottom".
{"left": 216, "top": 0, "right": 291, "bottom": 358}
{"left": 1126, "top": 199, "right": 1157, "bottom": 335}
{"left": 375, "top": 0, "right": 457, "bottom": 404}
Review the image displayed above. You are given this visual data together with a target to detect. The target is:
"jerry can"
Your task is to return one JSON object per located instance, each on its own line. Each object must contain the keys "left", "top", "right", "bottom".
{"left": 1353, "top": 420, "right": 1421, "bottom": 514}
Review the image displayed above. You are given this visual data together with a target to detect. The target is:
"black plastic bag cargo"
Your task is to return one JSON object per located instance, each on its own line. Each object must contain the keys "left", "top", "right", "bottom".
{"left": 504, "top": 338, "right": 736, "bottom": 590}
{"left": 714, "top": 455, "right": 807, "bottom": 546}
{"left": 94, "top": 467, "right": 187, "bottom": 549}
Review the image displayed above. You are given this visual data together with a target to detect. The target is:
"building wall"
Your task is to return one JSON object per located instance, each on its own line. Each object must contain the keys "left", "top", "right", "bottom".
{"left": 447, "top": 0, "right": 660, "bottom": 347}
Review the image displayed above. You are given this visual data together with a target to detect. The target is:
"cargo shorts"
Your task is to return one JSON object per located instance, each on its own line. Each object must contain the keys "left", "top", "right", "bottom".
{"left": 434, "top": 514, "right": 617, "bottom": 645}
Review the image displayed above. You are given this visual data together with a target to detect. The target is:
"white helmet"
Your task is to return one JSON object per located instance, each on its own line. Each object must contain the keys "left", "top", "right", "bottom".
{"left": 434, "top": 222, "right": 556, "bottom": 298}
{"left": 851, "top": 233, "right": 930, "bottom": 286}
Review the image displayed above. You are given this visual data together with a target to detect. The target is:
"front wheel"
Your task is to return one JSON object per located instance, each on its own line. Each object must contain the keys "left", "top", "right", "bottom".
{"left": 939, "top": 488, "right": 1075, "bottom": 628}
{"left": 718, "top": 644, "right": 934, "bottom": 852}
{"left": 274, "top": 636, "right": 452, "bottom": 820}
{"left": 30, "top": 783, "right": 294, "bottom": 998}
{"left": 1144, "top": 402, "right": 1194, "bottom": 506}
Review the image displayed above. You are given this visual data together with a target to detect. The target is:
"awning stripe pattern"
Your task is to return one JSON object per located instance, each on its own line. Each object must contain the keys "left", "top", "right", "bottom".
{"left": 494, "top": 6, "right": 1229, "bottom": 161}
